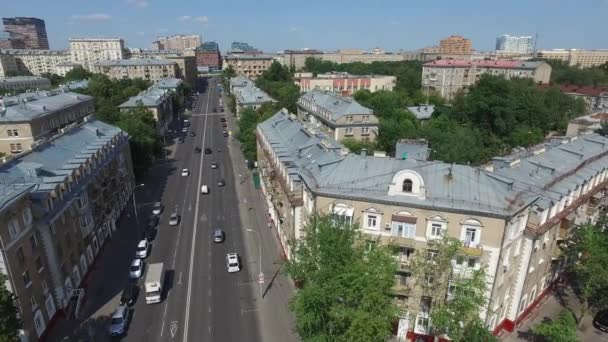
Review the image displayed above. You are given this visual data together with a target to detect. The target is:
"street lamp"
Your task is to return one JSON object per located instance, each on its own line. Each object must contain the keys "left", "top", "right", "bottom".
{"left": 246, "top": 228, "right": 263, "bottom": 299}
{"left": 132, "top": 183, "right": 145, "bottom": 225}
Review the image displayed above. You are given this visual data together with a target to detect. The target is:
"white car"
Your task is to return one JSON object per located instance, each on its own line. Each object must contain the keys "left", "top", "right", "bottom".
{"left": 129, "top": 259, "right": 144, "bottom": 279}
{"left": 152, "top": 202, "right": 162, "bottom": 215}
{"left": 181, "top": 168, "right": 189, "bottom": 176}
{"left": 201, "top": 185, "right": 209, "bottom": 194}
{"left": 182, "top": 127, "right": 187, "bottom": 133}
{"left": 210, "top": 162, "right": 218, "bottom": 169}
{"left": 135, "top": 240, "right": 148, "bottom": 259}
{"left": 169, "top": 212, "right": 180, "bottom": 226}
{"left": 226, "top": 253, "right": 240, "bottom": 273}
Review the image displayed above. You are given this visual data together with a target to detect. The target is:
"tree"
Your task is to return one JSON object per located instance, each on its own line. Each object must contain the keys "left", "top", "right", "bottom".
{"left": 538, "top": 59, "right": 608, "bottom": 87}
{"left": 596, "top": 120, "right": 608, "bottom": 137}
{"left": 341, "top": 138, "right": 376, "bottom": 155}
{"left": 0, "top": 274, "right": 21, "bottom": 342}
{"left": 63, "top": 65, "right": 93, "bottom": 82}
{"left": 285, "top": 215, "right": 398, "bottom": 342}
{"left": 41, "top": 73, "right": 64, "bottom": 86}
{"left": 116, "top": 107, "right": 162, "bottom": 178}
{"left": 532, "top": 310, "right": 578, "bottom": 342}
{"left": 236, "top": 103, "right": 280, "bottom": 161}
{"left": 220, "top": 65, "right": 236, "bottom": 92}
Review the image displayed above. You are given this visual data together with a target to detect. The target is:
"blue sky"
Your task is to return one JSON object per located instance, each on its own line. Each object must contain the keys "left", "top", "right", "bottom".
{"left": 4, "top": 0, "right": 608, "bottom": 52}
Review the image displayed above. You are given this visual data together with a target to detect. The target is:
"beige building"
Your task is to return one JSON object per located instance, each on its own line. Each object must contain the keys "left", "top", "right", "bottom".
{"left": 320, "top": 51, "right": 404, "bottom": 64}
{"left": 257, "top": 110, "right": 608, "bottom": 340}
{"left": 229, "top": 76, "right": 276, "bottom": 116}
{"left": 297, "top": 90, "right": 378, "bottom": 142}
{"left": 0, "top": 76, "right": 51, "bottom": 91}
{"left": 0, "top": 119, "right": 134, "bottom": 341}
{"left": 54, "top": 62, "right": 79, "bottom": 77}
{"left": 278, "top": 49, "right": 323, "bottom": 71}
{"left": 119, "top": 80, "right": 178, "bottom": 134}
{"left": 151, "top": 34, "right": 201, "bottom": 51}
{"left": 0, "top": 90, "right": 94, "bottom": 154}
{"left": 439, "top": 35, "right": 472, "bottom": 55}
{"left": 164, "top": 55, "right": 197, "bottom": 87}
{"left": 537, "top": 49, "right": 608, "bottom": 68}
{"left": 69, "top": 38, "right": 126, "bottom": 71}
{"left": 422, "top": 60, "right": 552, "bottom": 101}
{"left": 93, "top": 59, "right": 178, "bottom": 83}
{"left": 294, "top": 72, "right": 396, "bottom": 96}
{"left": 0, "top": 49, "right": 70, "bottom": 76}
{"left": 223, "top": 54, "right": 274, "bottom": 79}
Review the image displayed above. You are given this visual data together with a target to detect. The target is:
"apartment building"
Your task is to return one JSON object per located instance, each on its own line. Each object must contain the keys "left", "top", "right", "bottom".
{"left": 0, "top": 90, "right": 94, "bottom": 154}
{"left": 0, "top": 76, "right": 51, "bottom": 91}
{"left": 0, "top": 52, "right": 19, "bottom": 77}
{"left": 320, "top": 51, "right": 404, "bottom": 64}
{"left": 54, "top": 62, "right": 79, "bottom": 77}
{"left": 566, "top": 111, "right": 608, "bottom": 137}
{"left": 195, "top": 41, "right": 222, "bottom": 71}
{"left": 537, "top": 49, "right": 608, "bottom": 68}
{"left": 297, "top": 90, "right": 378, "bottom": 142}
{"left": 69, "top": 38, "right": 125, "bottom": 71}
{"left": 0, "top": 49, "right": 70, "bottom": 76}
{"left": 151, "top": 34, "right": 200, "bottom": 51}
{"left": 229, "top": 76, "right": 276, "bottom": 116}
{"left": 163, "top": 55, "right": 196, "bottom": 87}
{"left": 0, "top": 119, "right": 134, "bottom": 341}
{"left": 422, "top": 60, "right": 552, "bottom": 101}
{"left": 256, "top": 109, "right": 608, "bottom": 340}
{"left": 294, "top": 72, "right": 396, "bottom": 96}
{"left": 439, "top": 35, "right": 472, "bottom": 54}
{"left": 538, "top": 84, "right": 608, "bottom": 112}
{"left": 278, "top": 49, "right": 323, "bottom": 71}
{"left": 496, "top": 35, "right": 534, "bottom": 54}
{"left": 223, "top": 54, "right": 274, "bottom": 79}
{"left": 93, "top": 59, "right": 178, "bottom": 83}
{"left": 2, "top": 17, "right": 49, "bottom": 50}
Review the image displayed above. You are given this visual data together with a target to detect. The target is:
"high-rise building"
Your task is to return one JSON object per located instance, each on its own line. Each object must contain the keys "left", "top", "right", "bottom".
{"left": 230, "top": 41, "right": 259, "bottom": 53}
{"left": 69, "top": 38, "right": 125, "bottom": 71}
{"left": 439, "top": 35, "right": 472, "bottom": 54}
{"left": 2, "top": 17, "right": 49, "bottom": 50}
{"left": 151, "top": 34, "right": 201, "bottom": 51}
{"left": 496, "top": 34, "right": 534, "bottom": 54}
{"left": 195, "top": 41, "right": 222, "bottom": 71}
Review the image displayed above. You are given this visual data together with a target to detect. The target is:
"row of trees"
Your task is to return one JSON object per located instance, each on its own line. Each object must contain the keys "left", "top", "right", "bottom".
{"left": 540, "top": 59, "right": 608, "bottom": 87}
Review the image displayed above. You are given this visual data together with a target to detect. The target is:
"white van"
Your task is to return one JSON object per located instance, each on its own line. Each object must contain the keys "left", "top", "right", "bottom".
{"left": 201, "top": 185, "right": 209, "bottom": 194}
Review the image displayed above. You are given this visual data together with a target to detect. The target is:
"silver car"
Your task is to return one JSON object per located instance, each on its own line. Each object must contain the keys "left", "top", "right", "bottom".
{"left": 108, "top": 305, "right": 130, "bottom": 336}
{"left": 169, "top": 212, "right": 179, "bottom": 226}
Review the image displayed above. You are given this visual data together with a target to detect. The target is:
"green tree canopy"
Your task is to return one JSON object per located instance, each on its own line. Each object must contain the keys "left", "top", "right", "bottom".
{"left": 532, "top": 310, "right": 578, "bottom": 342}
{"left": 63, "top": 65, "right": 93, "bottom": 82}
{"left": 116, "top": 107, "right": 161, "bottom": 177}
{"left": 539, "top": 59, "right": 608, "bottom": 87}
{"left": 236, "top": 103, "right": 280, "bottom": 161}
{"left": 285, "top": 215, "right": 398, "bottom": 342}
{"left": 0, "top": 274, "right": 21, "bottom": 342}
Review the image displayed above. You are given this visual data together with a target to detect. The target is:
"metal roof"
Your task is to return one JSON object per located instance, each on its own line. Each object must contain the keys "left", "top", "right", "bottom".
{"left": 119, "top": 87, "right": 170, "bottom": 108}
{"left": 406, "top": 105, "right": 435, "bottom": 120}
{"left": 299, "top": 90, "right": 373, "bottom": 121}
{"left": 234, "top": 83, "right": 275, "bottom": 105}
{"left": 0, "top": 90, "right": 93, "bottom": 123}
{"left": 154, "top": 78, "right": 183, "bottom": 90}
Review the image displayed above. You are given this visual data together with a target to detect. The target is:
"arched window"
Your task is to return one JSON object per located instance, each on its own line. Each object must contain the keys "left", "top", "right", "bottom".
{"left": 402, "top": 179, "right": 413, "bottom": 193}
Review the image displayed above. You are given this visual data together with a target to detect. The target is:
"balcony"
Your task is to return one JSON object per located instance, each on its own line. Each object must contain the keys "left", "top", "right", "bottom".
{"left": 392, "top": 283, "right": 411, "bottom": 296}
{"left": 460, "top": 241, "right": 483, "bottom": 257}
{"left": 380, "top": 235, "right": 416, "bottom": 248}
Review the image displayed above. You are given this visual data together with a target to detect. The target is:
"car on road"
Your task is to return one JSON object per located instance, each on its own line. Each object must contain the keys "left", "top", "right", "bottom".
{"left": 147, "top": 215, "right": 159, "bottom": 228}
{"left": 129, "top": 259, "right": 144, "bottom": 279}
{"left": 120, "top": 283, "right": 138, "bottom": 306}
{"left": 213, "top": 229, "right": 225, "bottom": 243}
{"left": 220, "top": 117, "right": 226, "bottom": 122}
{"left": 223, "top": 130, "right": 228, "bottom": 137}
{"left": 226, "top": 253, "right": 240, "bottom": 273}
{"left": 210, "top": 162, "right": 218, "bottom": 169}
{"left": 169, "top": 211, "right": 180, "bottom": 226}
{"left": 222, "top": 123, "right": 227, "bottom": 128}
{"left": 152, "top": 202, "right": 163, "bottom": 215}
{"left": 183, "top": 119, "right": 190, "bottom": 127}
{"left": 593, "top": 309, "right": 608, "bottom": 332}
{"left": 178, "top": 137, "right": 185, "bottom": 144}
{"left": 201, "top": 185, "right": 209, "bottom": 194}
{"left": 108, "top": 305, "right": 130, "bottom": 337}
{"left": 194, "top": 147, "right": 201, "bottom": 153}
{"left": 204, "top": 148, "right": 212, "bottom": 154}
{"left": 135, "top": 240, "right": 149, "bottom": 259}
{"left": 190, "top": 132, "right": 196, "bottom": 137}
{"left": 217, "top": 179, "right": 225, "bottom": 187}
{"left": 182, "top": 127, "right": 187, "bottom": 133}
{"left": 181, "top": 168, "right": 189, "bottom": 176}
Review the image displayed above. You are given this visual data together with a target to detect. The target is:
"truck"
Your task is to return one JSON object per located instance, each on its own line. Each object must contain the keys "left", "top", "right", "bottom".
{"left": 144, "top": 262, "right": 163, "bottom": 304}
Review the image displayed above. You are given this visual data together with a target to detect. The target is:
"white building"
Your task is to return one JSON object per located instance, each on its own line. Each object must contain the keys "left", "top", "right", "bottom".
{"left": 0, "top": 49, "right": 70, "bottom": 76}
{"left": 495, "top": 35, "right": 534, "bottom": 54}
{"left": 69, "top": 38, "right": 125, "bottom": 71}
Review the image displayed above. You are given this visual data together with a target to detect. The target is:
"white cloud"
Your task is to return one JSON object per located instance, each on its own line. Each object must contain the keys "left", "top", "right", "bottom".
{"left": 195, "top": 16, "right": 208, "bottom": 23}
{"left": 70, "top": 14, "right": 111, "bottom": 21}
{"left": 178, "top": 15, "right": 192, "bottom": 22}
{"left": 127, "top": 0, "right": 149, "bottom": 8}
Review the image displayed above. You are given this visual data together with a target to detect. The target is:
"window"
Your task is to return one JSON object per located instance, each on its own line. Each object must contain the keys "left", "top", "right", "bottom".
{"left": 425, "top": 273, "right": 434, "bottom": 285}
{"left": 344, "top": 127, "right": 353, "bottom": 136}
{"left": 391, "top": 222, "right": 416, "bottom": 239}
{"left": 365, "top": 214, "right": 379, "bottom": 230}
{"left": 464, "top": 227, "right": 479, "bottom": 247}
{"left": 16, "top": 143, "right": 22, "bottom": 151}
{"left": 16, "top": 246, "right": 25, "bottom": 265}
{"left": 22, "top": 270, "right": 32, "bottom": 287}
{"left": 402, "top": 179, "right": 413, "bottom": 193}
{"left": 467, "top": 257, "right": 478, "bottom": 268}
{"left": 7, "top": 129, "right": 12, "bottom": 137}
{"left": 362, "top": 115, "right": 369, "bottom": 122}
{"left": 361, "top": 127, "right": 370, "bottom": 135}
{"left": 427, "top": 250, "right": 439, "bottom": 263}
{"left": 41, "top": 280, "right": 49, "bottom": 294}
{"left": 447, "top": 280, "right": 456, "bottom": 300}
{"left": 430, "top": 223, "right": 443, "bottom": 237}
{"left": 8, "top": 219, "right": 20, "bottom": 240}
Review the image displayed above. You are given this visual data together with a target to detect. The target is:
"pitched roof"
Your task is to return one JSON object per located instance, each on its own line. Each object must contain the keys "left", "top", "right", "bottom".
{"left": 299, "top": 90, "right": 373, "bottom": 121}
{"left": 0, "top": 90, "right": 93, "bottom": 123}
{"left": 119, "top": 87, "right": 170, "bottom": 108}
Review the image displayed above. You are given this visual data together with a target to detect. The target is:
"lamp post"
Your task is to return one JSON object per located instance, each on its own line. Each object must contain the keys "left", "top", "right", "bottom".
{"left": 246, "top": 228, "right": 263, "bottom": 298}
{"left": 132, "top": 183, "right": 145, "bottom": 225}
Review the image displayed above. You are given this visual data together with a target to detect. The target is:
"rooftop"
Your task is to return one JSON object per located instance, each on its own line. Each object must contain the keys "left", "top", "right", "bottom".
{"left": 59, "top": 79, "right": 89, "bottom": 91}
{"left": 95, "top": 59, "right": 176, "bottom": 67}
{"left": 424, "top": 60, "right": 547, "bottom": 70}
{"left": 234, "top": 83, "right": 275, "bottom": 105}
{"left": 119, "top": 87, "right": 170, "bottom": 108}
{"left": 539, "top": 84, "right": 608, "bottom": 97}
{"left": 224, "top": 54, "right": 274, "bottom": 60}
{"left": 297, "top": 71, "right": 396, "bottom": 80}
{"left": 0, "top": 90, "right": 93, "bottom": 123}
{"left": 0, "top": 76, "right": 50, "bottom": 84}
{"left": 299, "top": 90, "right": 373, "bottom": 121}
{"left": 406, "top": 105, "right": 435, "bottom": 120}
{"left": 154, "top": 78, "right": 183, "bottom": 90}
{"left": 229, "top": 76, "right": 253, "bottom": 88}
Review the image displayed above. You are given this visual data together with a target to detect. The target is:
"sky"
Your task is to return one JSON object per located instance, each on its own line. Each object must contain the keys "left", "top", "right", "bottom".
{"left": 3, "top": 0, "right": 608, "bottom": 53}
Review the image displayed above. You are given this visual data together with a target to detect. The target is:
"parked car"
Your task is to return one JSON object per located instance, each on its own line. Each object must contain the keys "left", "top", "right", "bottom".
{"left": 223, "top": 130, "right": 228, "bottom": 137}
{"left": 201, "top": 185, "right": 209, "bottom": 194}
{"left": 220, "top": 117, "right": 226, "bottom": 122}
{"left": 226, "top": 253, "right": 240, "bottom": 273}
{"left": 593, "top": 309, "right": 608, "bottom": 332}
{"left": 213, "top": 229, "right": 225, "bottom": 243}
{"left": 129, "top": 259, "right": 144, "bottom": 279}
{"left": 181, "top": 168, "right": 189, "bottom": 176}
{"left": 152, "top": 202, "right": 163, "bottom": 215}
{"left": 204, "top": 148, "right": 212, "bottom": 154}
{"left": 135, "top": 240, "right": 148, "bottom": 259}
{"left": 217, "top": 179, "right": 225, "bottom": 187}
{"left": 222, "top": 123, "right": 227, "bottom": 128}
{"left": 210, "top": 162, "right": 218, "bottom": 169}
{"left": 147, "top": 215, "right": 159, "bottom": 228}
{"left": 190, "top": 132, "right": 196, "bottom": 137}
{"left": 108, "top": 305, "right": 130, "bottom": 336}
{"left": 120, "top": 283, "right": 138, "bottom": 306}
{"left": 142, "top": 227, "right": 155, "bottom": 241}
{"left": 182, "top": 128, "right": 187, "bottom": 133}
{"left": 194, "top": 147, "right": 201, "bottom": 153}
{"left": 169, "top": 211, "right": 180, "bottom": 226}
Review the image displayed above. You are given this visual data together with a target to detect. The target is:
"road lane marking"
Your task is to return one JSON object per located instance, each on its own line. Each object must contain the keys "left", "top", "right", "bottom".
{"left": 182, "top": 79, "right": 212, "bottom": 342}
{"left": 170, "top": 321, "right": 179, "bottom": 338}
{"left": 177, "top": 271, "right": 183, "bottom": 286}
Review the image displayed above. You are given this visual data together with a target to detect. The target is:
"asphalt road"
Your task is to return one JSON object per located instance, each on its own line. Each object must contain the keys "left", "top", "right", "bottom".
{"left": 125, "top": 77, "right": 260, "bottom": 342}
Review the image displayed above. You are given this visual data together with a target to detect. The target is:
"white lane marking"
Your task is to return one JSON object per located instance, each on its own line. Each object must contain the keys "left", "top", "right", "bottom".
{"left": 160, "top": 319, "right": 165, "bottom": 337}
{"left": 177, "top": 271, "right": 183, "bottom": 286}
{"left": 170, "top": 321, "right": 179, "bottom": 338}
{"left": 182, "top": 81, "right": 212, "bottom": 342}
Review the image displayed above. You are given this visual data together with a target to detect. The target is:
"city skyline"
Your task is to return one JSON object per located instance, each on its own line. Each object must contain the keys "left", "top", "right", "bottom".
{"left": 3, "top": 0, "right": 607, "bottom": 52}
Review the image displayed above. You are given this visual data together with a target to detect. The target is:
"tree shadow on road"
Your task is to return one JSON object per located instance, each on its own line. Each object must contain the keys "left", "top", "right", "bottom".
{"left": 262, "top": 263, "right": 283, "bottom": 298}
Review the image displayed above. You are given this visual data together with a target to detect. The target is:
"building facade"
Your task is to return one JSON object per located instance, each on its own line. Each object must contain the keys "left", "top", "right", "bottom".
{"left": 69, "top": 38, "right": 125, "bottom": 71}
{"left": 163, "top": 55, "right": 196, "bottom": 87}
{"left": 496, "top": 35, "right": 534, "bottom": 54}
{"left": 2, "top": 17, "right": 49, "bottom": 50}
{"left": 229, "top": 76, "right": 276, "bottom": 116}
{"left": 439, "top": 35, "right": 472, "bottom": 55}
{"left": 0, "top": 49, "right": 70, "bottom": 76}
{"left": 256, "top": 109, "right": 608, "bottom": 340}
{"left": 538, "top": 84, "right": 608, "bottom": 112}
{"left": 195, "top": 42, "right": 222, "bottom": 71}
{"left": 54, "top": 62, "right": 79, "bottom": 77}
{"left": 536, "top": 49, "right": 608, "bottom": 68}
{"left": 223, "top": 54, "right": 274, "bottom": 79}
{"left": 93, "top": 59, "right": 178, "bottom": 83}
{"left": 297, "top": 90, "right": 379, "bottom": 142}
{"left": 0, "top": 52, "right": 19, "bottom": 77}
{"left": 320, "top": 51, "right": 404, "bottom": 64}
{"left": 278, "top": 49, "right": 323, "bottom": 71}
{"left": 0, "top": 119, "right": 134, "bottom": 341}
{"left": 422, "top": 60, "right": 552, "bottom": 101}
{"left": 294, "top": 72, "right": 396, "bottom": 96}
{"left": 0, "top": 90, "right": 94, "bottom": 154}
{"left": 151, "top": 34, "right": 200, "bottom": 51}
{"left": 0, "top": 76, "right": 51, "bottom": 91}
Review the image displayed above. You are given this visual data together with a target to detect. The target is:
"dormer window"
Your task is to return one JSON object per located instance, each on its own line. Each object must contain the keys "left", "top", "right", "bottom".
{"left": 402, "top": 179, "right": 413, "bottom": 193}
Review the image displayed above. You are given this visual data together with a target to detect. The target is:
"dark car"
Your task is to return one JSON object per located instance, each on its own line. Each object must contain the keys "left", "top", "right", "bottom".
{"left": 593, "top": 310, "right": 608, "bottom": 332}
{"left": 147, "top": 215, "right": 159, "bottom": 229}
{"left": 222, "top": 123, "right": 227, "bottom": 128}
{"left": 190, "top": 132, "right": 196, "bottom": 137}
{"left": 194, "top": 147, "right": 201, "bottom": 153}
{"left": 142, "top": 227, "right": 155, "bottom": 241}
{"left": 223, "top": 130, "right": 228, "bottom": 137}
{"left": 213, "top": 229, "right": 225, "bottom": 243}
{"left": 120, "top": 283, "right": 138, "bottom": 306}
{"left": 204, "top": 148, "right": 212, "bottom": 154}
{"left": 217, "top": 179, "right": 225, "bottom": 187}
{"left": 220, "top": 117, "right": 226, "bottom": 122}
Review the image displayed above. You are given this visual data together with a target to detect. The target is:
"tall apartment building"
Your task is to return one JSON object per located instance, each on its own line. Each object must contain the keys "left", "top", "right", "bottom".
{"left": 69, "top": 38, "right": 125, "bottom": 71}
{"left": 496, "top": 34, "right": 534, "bottom": 54}
{"left": 2, "top": 17, "right": 49, "bottom": 50}
{"left": 151, "top": 34, "right": 201, "bottom": 51}
{"left": 223, "top": 54, "right": 274, "bottom": 79}
{"left": 297, "top": 90, "right": 379, "bottom": 142}
{"left": 294, "top": 72, "right": 396, "bottom": 96}
{"left": 0, "top": 49, "right": 70, "bottom": 76}
{"left": 256, "top": 109, "right": 608, "bottom": 340}
{"left": 0, "top": 90, "right": 95, "bottom": 154}
{"left": 537, "top": 49, "right": 608, "bottom": 68}
{"left": 93, "top": 59, "right": 178, "bottom": 82}
{"left": 0, "top": 119, "right": 134, "bottom": 341}
{"left": 439, "top": 35, "right": 472, "bottom": 55}
{"left": 195, "top": 41, "right": 222, "bottom": 71}
{"left": 422, "top": 60, "right": 552, "bottom": 101}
